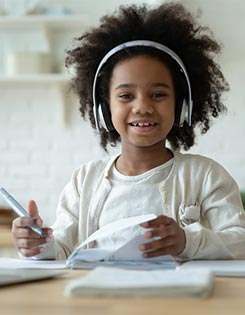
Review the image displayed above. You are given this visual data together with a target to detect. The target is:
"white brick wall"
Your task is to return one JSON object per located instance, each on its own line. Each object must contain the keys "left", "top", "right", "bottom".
{"left": 0, "top": 84, "right": 112, "bottom": 225}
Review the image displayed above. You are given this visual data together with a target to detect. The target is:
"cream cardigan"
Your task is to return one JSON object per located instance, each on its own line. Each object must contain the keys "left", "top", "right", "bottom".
{"left": 37, "top": 151, "right": 245, "bottom": 260}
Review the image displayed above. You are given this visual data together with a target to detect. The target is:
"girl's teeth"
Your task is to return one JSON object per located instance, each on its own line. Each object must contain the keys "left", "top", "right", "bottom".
{"left": 131, "top": 122, "right": 155, "bottom": 127}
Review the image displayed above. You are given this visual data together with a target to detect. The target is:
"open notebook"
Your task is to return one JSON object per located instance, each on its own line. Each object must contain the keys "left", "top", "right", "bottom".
{"left": 66, "top": 213, "right": 177, "bottom": 269}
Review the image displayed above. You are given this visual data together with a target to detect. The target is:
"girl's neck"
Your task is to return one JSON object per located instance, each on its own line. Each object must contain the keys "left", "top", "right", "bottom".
{"left": 115, "top": 143, "right": 173, "bottom": 176}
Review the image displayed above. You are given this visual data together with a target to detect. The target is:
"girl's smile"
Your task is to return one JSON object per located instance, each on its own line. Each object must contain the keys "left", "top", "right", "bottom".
{"left": 128, "top": 119, "right": 158, "bottom": 134}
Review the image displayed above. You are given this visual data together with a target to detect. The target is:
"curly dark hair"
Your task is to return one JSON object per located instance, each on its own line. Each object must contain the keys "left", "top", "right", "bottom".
{"left": 66, "top": 1, "right": 229, "bottom": 151}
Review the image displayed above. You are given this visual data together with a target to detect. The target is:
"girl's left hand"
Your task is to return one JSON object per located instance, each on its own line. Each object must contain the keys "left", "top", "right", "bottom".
{"left": 139, "top": 215, "right": 186, "bottom": 258}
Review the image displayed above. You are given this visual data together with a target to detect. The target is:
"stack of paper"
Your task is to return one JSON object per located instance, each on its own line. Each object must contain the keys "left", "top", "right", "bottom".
{"left": 64, "top": 267, "right": 214, "bottom": 297}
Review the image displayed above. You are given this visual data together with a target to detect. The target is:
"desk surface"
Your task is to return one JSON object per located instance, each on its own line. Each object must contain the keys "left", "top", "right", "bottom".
{"left": 0, "top": 270, "right": 245, "bottom": 315}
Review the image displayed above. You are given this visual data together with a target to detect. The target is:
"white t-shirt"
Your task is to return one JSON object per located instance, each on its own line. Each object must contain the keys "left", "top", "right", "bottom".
{"left": 96, "top": 159, "right": 173, "bottom": 250}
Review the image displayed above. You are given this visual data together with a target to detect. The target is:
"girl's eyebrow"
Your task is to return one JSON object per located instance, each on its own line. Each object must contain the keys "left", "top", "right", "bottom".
{"left": 151, "top": 82, "right": 171, "bottom": 89}
{"left": 115, "top": 83, "right": 136, "bottom": 90}
{"left": 115, "top": 82, "right": 171, "bottom": 90}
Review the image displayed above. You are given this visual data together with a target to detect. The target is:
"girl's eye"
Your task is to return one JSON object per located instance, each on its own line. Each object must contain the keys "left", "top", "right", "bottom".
{"left": 153, "top": 92, "right": 167, "bottom": 98}
{"left": 118, "top": 93, "right": 132, "bottom": 100}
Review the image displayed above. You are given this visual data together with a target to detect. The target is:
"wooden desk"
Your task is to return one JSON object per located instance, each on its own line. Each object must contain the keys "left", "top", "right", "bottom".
{"left": 0, "top": 270, "right": 245, "bottom": 315}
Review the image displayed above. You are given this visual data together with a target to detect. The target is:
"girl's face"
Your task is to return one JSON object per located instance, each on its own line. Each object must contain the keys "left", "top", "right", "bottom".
{"left": 109, "top": 55, "right": 175, "bottom": 149}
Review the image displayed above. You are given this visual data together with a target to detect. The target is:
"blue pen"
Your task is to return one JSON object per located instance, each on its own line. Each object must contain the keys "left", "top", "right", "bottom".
{"left": 0, "top": 187, "right": 45, "bottom": 237}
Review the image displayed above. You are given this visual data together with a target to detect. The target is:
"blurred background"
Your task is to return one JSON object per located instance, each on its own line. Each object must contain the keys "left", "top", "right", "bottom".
{"left": 0, "top": 0, "right": 244, "bottom": 227}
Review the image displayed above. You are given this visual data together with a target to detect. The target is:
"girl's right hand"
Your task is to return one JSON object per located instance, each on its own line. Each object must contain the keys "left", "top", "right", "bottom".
{"left": 12, "top": 200, "right": 53, "bottom": 257}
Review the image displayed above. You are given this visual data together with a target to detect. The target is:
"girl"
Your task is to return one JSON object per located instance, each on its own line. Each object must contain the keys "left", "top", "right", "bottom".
{"left": 12, "top": 2, "right": 245, "bottom": 260}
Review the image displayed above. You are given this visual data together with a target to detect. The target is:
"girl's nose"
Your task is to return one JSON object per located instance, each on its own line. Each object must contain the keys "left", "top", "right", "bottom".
{"left": 132, "top": 101, "right": 154, "bottom": 115}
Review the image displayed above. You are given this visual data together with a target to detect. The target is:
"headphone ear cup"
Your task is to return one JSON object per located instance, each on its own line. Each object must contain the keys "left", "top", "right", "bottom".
{"left": 179, "top": 99, "right": 188, "bottom": 127}
{"left": 175, "top": 98, "right": 188, "bottom": 127}
{"left": 98, "top": 103, "right": 115, "bottom": 132}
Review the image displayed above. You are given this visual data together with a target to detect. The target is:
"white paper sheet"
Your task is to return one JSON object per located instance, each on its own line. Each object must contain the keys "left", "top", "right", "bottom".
{"left": 105, "top": 234, "right": 174, "bottom": 262}
{"left": 0, "top": 258, "right": 67, "bottom": 269}
{"left": 179, "top": 260, "right": 245, "bottom": 277}
{"left": 69, "top": 213, "right": 157, "bottom": 262}
{"left": 81, "top": 213, "right": 157, "bottom": 248}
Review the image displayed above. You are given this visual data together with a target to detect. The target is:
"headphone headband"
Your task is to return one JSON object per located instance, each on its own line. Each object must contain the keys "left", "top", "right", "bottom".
{"left": 93, "top": 40, "right": 193, "bottom": 130}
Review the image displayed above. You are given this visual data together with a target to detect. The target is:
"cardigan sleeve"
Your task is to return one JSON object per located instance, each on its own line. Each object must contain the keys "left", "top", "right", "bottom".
{"left": 178, "top": 160, "right": 245, "bottom": 260}
{"left": 30, "top": 167, "right": 83, "bottom": 260}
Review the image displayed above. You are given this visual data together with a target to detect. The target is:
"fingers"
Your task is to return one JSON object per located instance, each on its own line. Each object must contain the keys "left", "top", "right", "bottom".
{"left": 140, "top": 215, "right": 173, "bottom": 228}
{"left": 12, "top": 223, "right": 52, "bottom": 239}
{"left": 17, "top": 235, "right": 50, "bottom": 258}
{"left": 139, "top": 215, "right": 186, "bottom": 258}
{"left": 140, "top": 237, "right": 178, "bottom": 257}
{"left": 19, "top": 247, "right": 45, "bottom": 258}
{"left": 27, "top": 200, "right": 43, "bottom": 226}
{"left": 15, "top": 234, "right": 49, "bottom": 251}
{"left": 12, "top": 216, "right": 39, "bottom": 231}
{"left": 143, "top": 223, "right": 174, "bottom": 239}
{"left": 12, "top": 223, "right": 53, "bottom": 257}
{"left": 11, "top": 200, "right": 53, "bottom": 257}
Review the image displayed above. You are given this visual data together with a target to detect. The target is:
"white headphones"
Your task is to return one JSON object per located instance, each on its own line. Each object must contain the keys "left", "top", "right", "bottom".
{"left": 93, "top": 40, "right": 193, "bottom": 131}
